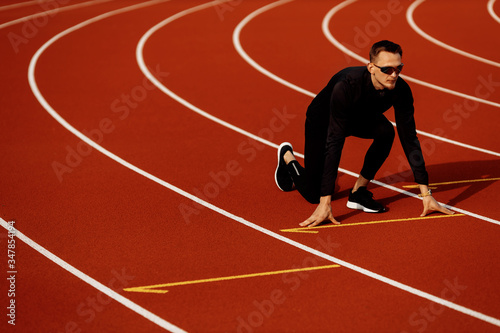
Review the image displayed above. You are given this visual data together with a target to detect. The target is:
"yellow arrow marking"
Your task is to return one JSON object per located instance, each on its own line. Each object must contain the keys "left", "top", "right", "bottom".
{"left": 403, "top": 177, "right": 500, "bottom": 189}
{"left": 281, "top": 214, "right": 465, "bottom": 234}
{"left": 124, "top": 264, "right": 340, "bottom": 294}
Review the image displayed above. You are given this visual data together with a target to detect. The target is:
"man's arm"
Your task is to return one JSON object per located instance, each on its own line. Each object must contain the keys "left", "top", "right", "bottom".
{"left": 393, "top": 84, "right": 429, "bottom": 186}
{"left": 300, "top": 81, "right": 351, "bottom": 227}
{"left": 395, "top": 81, "right": 454, "bottom": 216}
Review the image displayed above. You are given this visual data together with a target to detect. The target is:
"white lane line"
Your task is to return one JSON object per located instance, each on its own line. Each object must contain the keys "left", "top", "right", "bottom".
{"left": 488, "top": 0, "right": 500, "bottom": 24}
{"left": 322, "top": 0, "right": 500, "bottom": 110}
{"left": 233, "top": 0, "right": 312, "bottom": 98}
{"left": 0, "top": 0, "right": 115, "bottom": 30}
{"left": 0, "top": 0, "right": 40, "bottom": 12}
{"left": 136, "top": 1, "right": 500, "bottom": 327}
{"left": 407, "top": 0, "right": 500, "bottom": 68}
{"left": 26, "top": 0, "right": 500, "bottom": 329}
{"left": 0, "top": 217, "right": 187, "bottom": 333}
{"left": 27, "top": 1, "right": 187, "bottom": 332}
{"left": 399, "top": 125, "right": 500, "bottom": 158}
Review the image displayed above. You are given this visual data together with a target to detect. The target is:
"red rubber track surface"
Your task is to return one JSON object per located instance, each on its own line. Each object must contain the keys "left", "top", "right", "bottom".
{"left": 1, "top": 1, "right": 499, "bottom": 332}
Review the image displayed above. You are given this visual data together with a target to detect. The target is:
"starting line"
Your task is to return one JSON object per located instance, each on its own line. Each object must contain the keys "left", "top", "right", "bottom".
{"left": 281, "top": 214, "right": 466, "bottom": 234}
{"left": 403, "top": 177, "right": 500, "bottom": 189}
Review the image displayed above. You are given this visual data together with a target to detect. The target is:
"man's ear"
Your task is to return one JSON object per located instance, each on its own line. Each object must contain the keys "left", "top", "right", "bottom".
{"left": 367, "top": 62, "right": 375, "bottom": 74}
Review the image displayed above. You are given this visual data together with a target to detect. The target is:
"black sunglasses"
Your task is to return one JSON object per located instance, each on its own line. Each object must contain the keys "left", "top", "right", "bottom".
{"left": 373, "top": 63, "right": 404, "bottom": 75}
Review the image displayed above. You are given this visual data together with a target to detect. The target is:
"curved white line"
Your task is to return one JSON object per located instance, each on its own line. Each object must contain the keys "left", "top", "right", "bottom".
{"left": 322, "top": 0, "right": 500, "bottom": 110}
{"left": 136, "top": 1, "right": 282, "bottom": 150}
{"left": 0, "top": 0, "right": 114, "bottom": 30}
{"left": 408, "top": 0, "right": 500, "bottom": 68}
{"left": 27, "top": 2, "right": 187, "bottom": 332}
{"left": 232, "top": 0, "right": 314, "bottom": 98}
{"left": 137, "top": 0, "right": 500, "bottom": 328}
{"left": 488, "top": 0, "right": 500, "bottom": 24}
{"left": 0, "top": 0, "right": 40, "bottom": 12}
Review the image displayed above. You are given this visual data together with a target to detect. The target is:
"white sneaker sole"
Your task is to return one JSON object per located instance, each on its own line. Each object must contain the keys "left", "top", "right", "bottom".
{"left": 346, "top": 201, "right": 381, "bottom": 213}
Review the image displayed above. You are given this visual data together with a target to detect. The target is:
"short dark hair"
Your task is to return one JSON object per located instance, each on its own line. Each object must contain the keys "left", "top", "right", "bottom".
{"left": 369, "top": 40, "right": 402, "bottom": 62}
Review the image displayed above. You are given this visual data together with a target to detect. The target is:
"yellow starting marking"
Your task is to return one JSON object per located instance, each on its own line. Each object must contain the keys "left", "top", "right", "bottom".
{"left": 281, "top": 214, "right": 465, "bottom": 234}
{"left": 403, "top": 177, "right": 500, "bottom": 189}
{"left": 124, "top": 264, "right": 340, "bottom": 294}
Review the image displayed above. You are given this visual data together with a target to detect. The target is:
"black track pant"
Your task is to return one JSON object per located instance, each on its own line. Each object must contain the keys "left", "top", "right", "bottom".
{"left": 286, "top": 114, "right": 395, "bottom": 204}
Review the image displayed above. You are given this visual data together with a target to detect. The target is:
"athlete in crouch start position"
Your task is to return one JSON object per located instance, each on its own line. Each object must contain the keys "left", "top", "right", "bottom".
{"left": 275, "top": 40, "right": 454, "bottom": 227}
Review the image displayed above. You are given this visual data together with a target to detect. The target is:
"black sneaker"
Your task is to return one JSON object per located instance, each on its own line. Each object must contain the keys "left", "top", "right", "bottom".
{"left": 346, "top": 186, "right": 385, "bottom": 213}
{"left": 275, "top": 142, "right": 295, "bottom": 192}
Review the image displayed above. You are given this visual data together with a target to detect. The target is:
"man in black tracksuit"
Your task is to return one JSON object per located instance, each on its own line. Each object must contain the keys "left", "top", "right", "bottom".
{"left": 275, "top": 40, "right": 453, "bottom": 226}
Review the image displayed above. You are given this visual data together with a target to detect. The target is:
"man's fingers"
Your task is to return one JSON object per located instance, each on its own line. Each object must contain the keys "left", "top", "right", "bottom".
{"left": 432, "top": 199, "right": 455, "bottom": 215}
{"left": 420, "top": 206, "right": 430, "bottom": 217}
{"left": 299, "top": 218, "right": 320, "bottom": 228}
{"left": 299, "top": 217, "right": 318, "bottom": 227}
{"left": 440, "top": 206, "right": 455, "bottom": 215}
{"left": 421, "top": 199, "right": 455, "bottom": 216}
{"left": 299, "top": 215, "right": 338, "bottom": 227}
{"left": 329, "top": 217, "right": 341, "bottom": 225}
{"left": 299, "top": 219, "right": 313, "bottom": 227}
{"left": 308, "top": 220, "right": 323, "bottom": 227}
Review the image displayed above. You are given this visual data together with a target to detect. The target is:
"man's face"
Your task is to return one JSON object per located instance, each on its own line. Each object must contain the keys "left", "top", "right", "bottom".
{"left": 368, "top": 51, "right": 403, "bottom": 90}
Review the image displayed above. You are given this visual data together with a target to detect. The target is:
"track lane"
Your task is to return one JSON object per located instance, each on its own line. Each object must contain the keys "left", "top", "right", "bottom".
{"left": 0, "top": 0, "right": 51, "bottom": 11}
{"left": 409, "top": 0, "right": 500, "bottom": 64}
{"left": 0, "top": 0, "right": 116, "bottom": 30}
